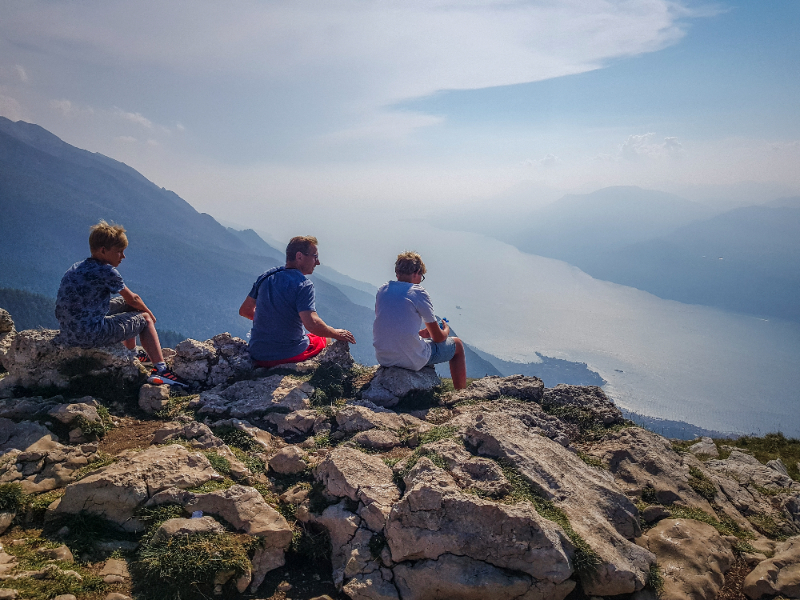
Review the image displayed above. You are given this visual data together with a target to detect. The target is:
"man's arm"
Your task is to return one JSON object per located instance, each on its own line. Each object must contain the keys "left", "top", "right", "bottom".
{"left": 421, "top": 320, "right": 448, "bottom": 343}
{"left": 239, "top": 296, "right": 256, "bottom": 321}
{"left": 119, "top": 287, "right": 156, "bottom": 322}
{"left": 299, "top": 311, "right": 356, "bottom": 344}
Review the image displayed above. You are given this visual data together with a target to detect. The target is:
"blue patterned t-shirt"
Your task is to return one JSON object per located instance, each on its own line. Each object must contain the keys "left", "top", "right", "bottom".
{"left": 55, "top": 258, "right": 126, "bottom": 344}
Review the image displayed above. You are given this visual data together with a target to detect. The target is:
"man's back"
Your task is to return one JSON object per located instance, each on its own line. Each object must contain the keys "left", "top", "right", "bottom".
{"left": 248, "top": 266, "right": 316, "bottom": 361}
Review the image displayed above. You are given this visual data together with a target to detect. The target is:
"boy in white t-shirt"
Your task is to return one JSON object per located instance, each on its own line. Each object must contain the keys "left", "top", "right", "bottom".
{"left": 372, "top": 251, "right": 466, "bottom": 389}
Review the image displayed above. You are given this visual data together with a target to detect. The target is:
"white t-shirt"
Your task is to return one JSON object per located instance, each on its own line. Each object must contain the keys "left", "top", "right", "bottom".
{"left": 373, "top": 281, "right": 436, "bottom": 371}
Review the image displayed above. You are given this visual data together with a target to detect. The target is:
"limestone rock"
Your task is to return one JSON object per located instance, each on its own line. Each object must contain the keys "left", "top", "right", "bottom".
{"left": 452, "top": 400, "right": 577, "bottom": 446}
{"left": 0, "top": 438, "right": 99, "bottom": 494}
{"left": 99, "top": 558, "right": 130, "bottom": 580}
{"left": 269, "top": 446, "right": 307, "bottom": 474}
{"left": 707, "top": 450, "right": 800, "bottom": 493}
{"left": 150, "top": 516, "right": 226, "bottom": 544}
{"left": 343, "top": 570, "right": 400, "bottom": 600}
{"left": 687, "top": 436, "right": 720, "bottom": 458}
{"left": 586, "top": 427, "right": 716, "bottom": 511}
{"left": 361, "top": 366, "right": 440, "bottom": 408}
{"left": 249, "top": 546, "right": 286, "bottom": 592}
{"left": 138, "top": 384, "right": 170, "bottom": 414}
{"left": 171, "top": 334, "right": 252, "bottom": 387}
{"left": 152, "top": 421, "right": 224, "bottom": 449}
{"left": 0, "top": 512, "right": 15, "bottom": 535}
{"left": 314, "top": 501, "right": 364, "bottom": 587}
{"left": 0, "top": 396, "right": 61, "bottom": 420}
{"left": 56, "top": 444, "right": 222, "bottom": 531}
{"left": 743, "top": 535, "right": 800, "bottom": 599}
{"left": 0, "top": 418, "right": 58, "bottom": 453}
{"left": 47, "top": 401, "right": 101, "bottom": 425}
{"left": 446, "top": 374, "right": 544, "bottom": 406}
{"left": 0, "top": 309, "right": 16, "bottom": 372}
{"left": 638, "top": 518, "right": 734, "bottom": 600}
{"left": 336, "top": 405, "right": 430, "bottom": 436}
{"left": 393, "top": 553, "right": 576, "bottom": 600}
{"left": 542, "top": 384, "right": 623, "bottom": 426}
{"left": 0, "top": 329, "right": 145, "bottom": 396}
{"left": 414, "top": 438, "right": 511, "bottom": 498}
{"left": 196, "top": 375, "right": 314, "bottom": 417}
{"left": 385, "top": 457, "right": 576, "bottom": 597}
{"left": 462, "top": 411, "right": 654, "bottom": 596}
{"left": 270, "top": 339, "right": 355, "bottom": 374}
{"left": 352, "top": 429, "right": 402, "bottom": 451}
{"left": 264, "top": 409, "right": 327, "bottom": 436}
{"left": 315, "top": 446, "right": 400, "bottom": 531}
{"left": 37, "top": 545, "right": 74, "bottom": 562}
{"left": 768, "top": 458, "right": 790, "bottom": 477}
{"left": 211, "top": 418, "right": 274, "bottom": 450}
{"left": 186, "top": 485, "right": 293, "bottom": 545}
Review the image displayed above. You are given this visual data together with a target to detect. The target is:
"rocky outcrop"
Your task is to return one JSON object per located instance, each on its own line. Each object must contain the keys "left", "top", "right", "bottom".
{"left": 194, "top": 375, "right": 314, "bottom": 418}
{"left": 0, "top": 309, "right": 15, "bottom": 371}
{"left": 541, "top": 384, "right": 624, "bottom": 426}
{"left": 361, "top": 366, "right": 440, "bottom": 408}
{"left": 0, "top": 328, "right": 147, "bottom": 397}
{"left": 461, "top": 411, "right": 654, "bottom": 595}
{"left": 446, "top": 374, "right": 544, "bottom": 405}
{"left": 171, "top": 333, "right": 252, "bottom": 388}
{"left": 688, "top": 436, "right": 720, "bottom": 458}
{"left": 638, "top": 518, "right": 735, "bottom": 600}
{"left": 0, "top": 436, "right": 99, "bottom": 494}
{"left": 743, "top": 535, "right": 800, "bottom": 599}
{"left": 56, "top": 444, "right": 222, "bottom": 531}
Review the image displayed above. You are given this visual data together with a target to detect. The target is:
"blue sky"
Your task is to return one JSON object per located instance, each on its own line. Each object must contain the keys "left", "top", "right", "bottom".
{"left": 1, "top": 0, "right": 798, "bottom": 225}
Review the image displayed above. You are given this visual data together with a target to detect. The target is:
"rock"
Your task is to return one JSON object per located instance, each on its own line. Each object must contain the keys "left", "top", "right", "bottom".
{"left": 767, "top": 458, "right": 790, "bottom": 477}
{"left": 47, "top": 401, "right": 101, "bottom": 426}
{"left": 211, "top": 418, "right": 274, "bottom": 450}
{"left": 171, "top": 334, "right": 252, "bottom": 387}
{"left": 446, "top": 374, "right": 544, "bottom": 406}
{"left": 271, "top": 339, "right": 354, "bottom": 374}
{"left": 586, "top": 427, "right": 716, "bottom": 511}
{"left": 104, "top": 594, "right": 132, "bottom": 600}
{"left": 0, "top": 309, "right": 16, "bottom": 372}
{"left": 707, "top": 451, "right": 799, "bottom": 493}
{"left": 336, "top": 405, "right": 430, "bottom": 436}
{"left": 343, "top": 571, "right": 400, "bottom": 600}
{"left": 53, "top": 595, "right": 76, "bottom": 600}
{"left": 315, "top": 446, "right": 400, "bottom": 531}
{"left": 0, "top": 396, "right": 61, "bottom": 420}
{"left": 687, "top": 436, "right": 720, "bottom": 458}
{"left": 361, "top": 366, "right": 440, "bottom": 408}
{"left": 452, "top": 399, "right": 578, "bottom": 445}
{"left": 186, "top": 485, "right": 293, "bottom": 545}
{"left": 0, "top": 549, "right": 18, "bottom": 577}
{"left": 0, "top": 590, "right": 17, "bottom": 600}
{"left": 269, "top": 446, "right": 307, "bottom": 475}
{"left": 393, "top": 553, "right": 575, "bottom": 600}
{"left": 385, "top": 457, "right": 576, "bottom": 599}
{"left": 461, "top": 411, "right": 654, "bottom": 596}
{"left": 413, "top": 438, "right": 511, "bottom": 498}
{"left": 352, "top": 429, "right": 402, "bottom": 451}
{"left": 542, "top": 384, "right": 623, "bottom": 425}
{"left": 0, "top": 512, "right": 14, "bottom": 535}
{"left": 196, "top": 376, "right": 314, "bottom": 418}
{"left": 641, "top": 505, "right": 670, "bottom": 523}
{"left": 152, "top": 421, "right": 225, "bottom": 449}
{"left": 56, "top": 444, "right": 222, "bottom": 531}
{"left": 264, "top": 409, "right": 327, "bottom": 436}
{"left": 100, "top": 558, "right": 130, "bottom": 579}
{"left": 0, "top": 328, "right": 145, "bottom": 395}
{"left": 277, "top": 581, "right": 292, "bottom": 592}
{"left": 0, "top": 418, "right": 59, "bottom": 453}
{"left": 638, "top": 518, "right": 735, "bottom": 600}
{"left": 743, "top": 535, "right": 800, "bottom": 599}
{"left": 150, "top": 517, "right": 226, "bottom": 544}
{"left": 138, "top": 384, "right": 170, "bottom": 414}
{"left": 37, "top": 544, "right": 74, "bottom": 562}
{"left": 249, "top": 546, "right": 286, "bottom": 592}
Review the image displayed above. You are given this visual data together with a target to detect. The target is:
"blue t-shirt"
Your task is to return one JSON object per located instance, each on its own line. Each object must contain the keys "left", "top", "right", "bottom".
{"left": 55, "top": 258, "right": 126, "bottom": 345}
{"left": 248, "top": 266, "right": 316, "bottom": 361}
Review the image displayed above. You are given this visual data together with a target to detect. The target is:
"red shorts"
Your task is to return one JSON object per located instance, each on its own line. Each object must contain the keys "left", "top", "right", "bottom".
{"left": 253, "top": 334, "right": 328, "bottom": 369}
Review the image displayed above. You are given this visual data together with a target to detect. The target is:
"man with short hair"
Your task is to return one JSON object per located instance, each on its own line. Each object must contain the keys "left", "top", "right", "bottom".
{"left": 373, "top": 251, "right": 466, "bottom": 389}
{"left": 239, "top": 236, "right": 356, "bottom": 368}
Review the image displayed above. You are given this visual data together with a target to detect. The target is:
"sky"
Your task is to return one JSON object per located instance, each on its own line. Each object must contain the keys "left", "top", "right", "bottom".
{"left": 1, "top": 0, "right": 799, "bottom": 228}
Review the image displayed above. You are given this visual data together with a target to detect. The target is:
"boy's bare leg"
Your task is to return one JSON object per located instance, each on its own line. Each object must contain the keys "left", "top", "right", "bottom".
{"left": 122, "top": 338, "right": 136, "bottom": 350}
{"left": 138, "top": 314, "right": 165, "bottom": 365}
{"left": 449, "top": 338, "right": 467, "bottom": 390}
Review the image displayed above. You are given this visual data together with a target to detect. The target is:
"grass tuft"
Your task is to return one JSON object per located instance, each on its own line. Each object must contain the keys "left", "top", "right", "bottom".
{"left": 688, "top": 466, "right": 717, "bottom": 501}
{"left": 646, "top": 562, "right": 664, "bottom": 596}
{"left": 214, "top": 426, "right": 259, "bottom": 452}
{"left": 0, "top": 482, "right": 25, "bottom": 512}
{"left": 202, "top": 450, "right": 231, "bottom": 476}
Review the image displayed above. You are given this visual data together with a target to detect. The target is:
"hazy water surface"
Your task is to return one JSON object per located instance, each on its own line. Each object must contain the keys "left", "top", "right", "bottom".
{"left": 265, "top": 212, "right": 800, "bottom": 437}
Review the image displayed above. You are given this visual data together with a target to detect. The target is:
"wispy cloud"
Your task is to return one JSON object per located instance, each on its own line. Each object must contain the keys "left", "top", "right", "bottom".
{"left": 114, "top": 108, "right": 153, "bottom": 129}
{"left": 115, "top": 135, "right": 137, "bottom": 143}
{"left": 14, "top": 65, "right": 27, "bottom": 82}
{"left": 621, "top": 133, "right": 684, "bottom": 160}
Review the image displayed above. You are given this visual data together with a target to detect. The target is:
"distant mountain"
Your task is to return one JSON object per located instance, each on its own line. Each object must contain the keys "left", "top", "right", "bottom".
{"left": 0, "top": 117, "right": 377, "bottom": 366}
{"left": 577, "top": 205, "right": 800, "bottom": 321}
{"left": 0, "top": 288, "right": 58, "bottom": 330}
{"left": 509, "top": 186, "right": 714, "bottom": 265}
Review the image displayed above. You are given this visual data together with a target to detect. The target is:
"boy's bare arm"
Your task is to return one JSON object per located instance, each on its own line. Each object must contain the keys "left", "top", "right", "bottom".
{"left": 239, "top": 296, "right": 256, "bottom": 320}
{"left": 119, "top": 287, "right": 156, "bottom": 322}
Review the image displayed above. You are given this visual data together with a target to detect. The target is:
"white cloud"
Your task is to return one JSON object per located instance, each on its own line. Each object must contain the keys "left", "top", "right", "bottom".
{"left": 147, "top": 139, "right": 159, "bottom": 146}
{"left": 0, "top": 92, "right": 24, "bottom": 121}
{"left": 14, "top": 65, "right": 27, "bottom": 82}
{"left": 523, "top": 153, "right": 559, "bottom": 168}
{"left": 113, "top": 108, "right": 153, "bottom": 129}
{"left": 621, "top": 133, "right": 684, "bottom": 160}
{"left": 115, "top": 135, "right": 137, "bottom": 143}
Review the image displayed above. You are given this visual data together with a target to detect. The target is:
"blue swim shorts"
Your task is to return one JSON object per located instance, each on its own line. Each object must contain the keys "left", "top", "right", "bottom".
{"left": 425, "top": 337, "right": 457, "bottom": 366}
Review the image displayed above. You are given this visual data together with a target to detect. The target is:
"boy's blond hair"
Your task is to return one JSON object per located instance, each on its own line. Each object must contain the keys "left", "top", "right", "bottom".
{"left": 286, "top": 236, "right": 318, "bottom": 262}
{"left": 89, "top": 220, "right": 128, "bottom": 252}
{"left": 395, "top": 251, "right": 426, "bottom": 277}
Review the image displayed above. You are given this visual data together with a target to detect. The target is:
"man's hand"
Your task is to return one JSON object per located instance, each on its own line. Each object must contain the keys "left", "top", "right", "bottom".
{"left": 333, "top": 329, "right": 356, "bottom": 344}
